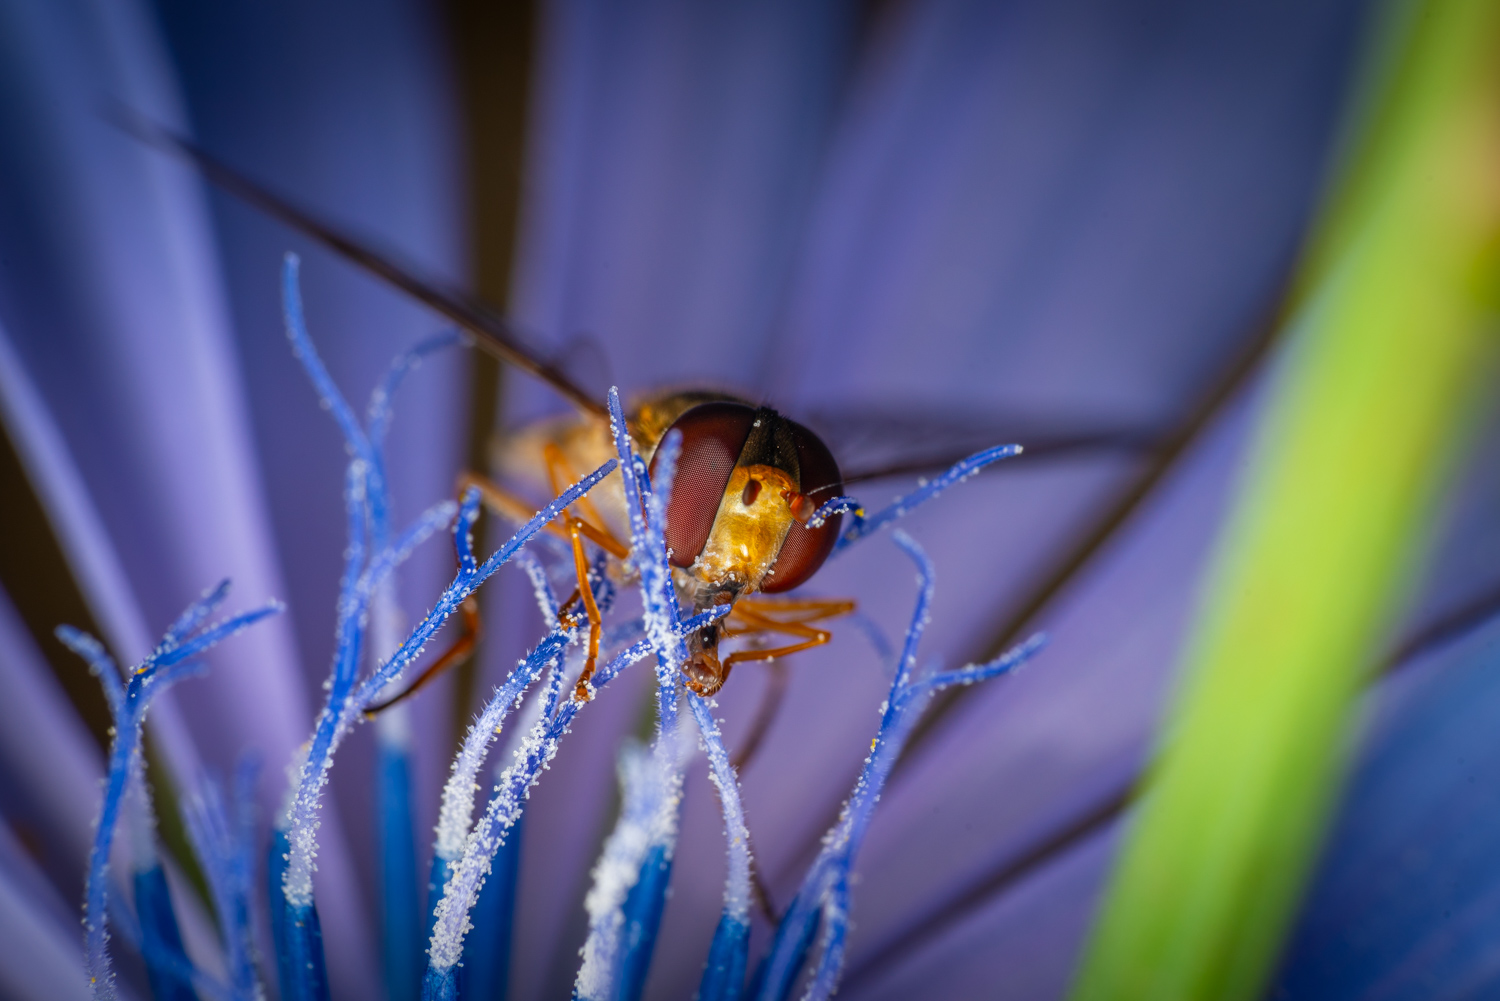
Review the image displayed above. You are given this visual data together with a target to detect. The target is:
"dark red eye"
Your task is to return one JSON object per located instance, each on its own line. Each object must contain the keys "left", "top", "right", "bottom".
{"left": 761, "top": 421, "right": 842, "bottom": 593}
{"left": 649, "top": 402, "right": 756, "bottom": 567}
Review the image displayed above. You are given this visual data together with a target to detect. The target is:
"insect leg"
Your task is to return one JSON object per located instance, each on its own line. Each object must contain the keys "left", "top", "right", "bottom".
{"left": 569, "top": 521, "right": 604, "bottom": 702}
{"left": 458, "top": 471, "right": 576, "bottom": 548}
{"left": 730, "top": 659, "right": 789, "bottom": 772}
{"left": 554, "top": 587, "right": 582, "bottom": 625}
{"left": 458, "top": 468, "right": 628, "bottom": 562}
{"left": 720, "top": 599, "right": 855, "bottom": 670}
{"left": 363, "top": 595, "right": 482, "bottom": 716}
{"left": 733, "top": 596, "right": 856, "bottom": 626}
{"left": 543, "top": 443, "right": 630, "bottom": 558}
{"left": 719, "top": 615, "right": 828, "bottom": 671}
{"left": 686, "top": 598, "right": 855, "bottom": 699}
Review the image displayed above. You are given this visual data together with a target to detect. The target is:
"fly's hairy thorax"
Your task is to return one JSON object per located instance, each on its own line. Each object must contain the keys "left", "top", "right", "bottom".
{"left": 492, "top": 388, "right": 751, "bottom": 573}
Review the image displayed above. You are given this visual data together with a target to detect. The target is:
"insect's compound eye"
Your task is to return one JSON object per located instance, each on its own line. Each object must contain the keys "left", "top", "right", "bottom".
{"left": 650, "top": 402, "right": 756, "bottom": 568}
{"left": 761, "top": 421, "right": 842, "bottom": 593}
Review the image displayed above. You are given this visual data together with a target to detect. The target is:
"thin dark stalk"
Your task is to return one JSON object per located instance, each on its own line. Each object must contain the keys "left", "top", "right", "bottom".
{"left": 906, "top": 296, "right": 1285, "bottom": 758}
{"left": 769, "top": 270, "right": 1291, "bottom": 893}
{"left": 732, "top": 660, "right": 790, "bottom": 773}
{"left": 840, "top": 430, "right": 1158, "bottom": 486}
{"left": 110, "top": 109, "right": 605, "bottom": 419}
{"left": 840, "top": 578, "right": 1500, "bottom": 989}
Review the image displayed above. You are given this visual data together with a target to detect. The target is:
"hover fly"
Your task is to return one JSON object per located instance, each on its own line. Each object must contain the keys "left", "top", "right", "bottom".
{"left": 483, "top": 390, "right": 854, "bottom": 700}
{"left": 121, "top": 117, "right": 1127, "bottom": 714}
{"left": 119, "top": 120, "right": 879, "bottom": 705}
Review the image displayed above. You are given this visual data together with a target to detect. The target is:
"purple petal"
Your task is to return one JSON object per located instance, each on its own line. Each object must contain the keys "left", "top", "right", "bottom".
{"left": 0, "top": 816, "right": 95, "bottom": 1001}
{"left": 0, "top": 582, "right": 102, "bottom": 901}
{"left": 150, "top": 8, "right": 469, "bottom": 983}
{"left": 0, "top": 0, "right": 463, "bottom": 992}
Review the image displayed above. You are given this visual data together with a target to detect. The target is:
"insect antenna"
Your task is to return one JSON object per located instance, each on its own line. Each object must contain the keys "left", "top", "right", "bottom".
{"left": 109, "top": 106, "right": 607, "bottom": 418}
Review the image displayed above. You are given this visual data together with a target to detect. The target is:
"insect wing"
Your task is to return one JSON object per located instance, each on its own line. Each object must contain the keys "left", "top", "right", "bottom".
{"left": 806, "top": 406, "right": 1160, "bottom": 486}
{"left": 113, "top": 109, "right": 605, "bottom": 416}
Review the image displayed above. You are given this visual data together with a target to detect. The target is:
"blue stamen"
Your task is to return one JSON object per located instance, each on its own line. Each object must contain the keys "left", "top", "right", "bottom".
{"left": 425, "top": 638, "right": 659, "bottom": 992}
{"left": 181, "top": 760, "right": 261, "bottom": 1001}
{"left": 270, "top": 258, "right": 376, "bottom": 997}
{"left": 132, "top": 865, "right": 196, "bottom": 1001}
{"left": 281, "top": 254, "right": 369, "bottom": 458}
{"left": 157, "top": 579, "right": 234, "bottom": 657}
{"left": 699, "top": 915, "right": 751, "bottom": 1001}
{"left": 828, "top": 444, "right": 1023, "bottom": 553}
{"left": 754, "top": 531, "right": 1045, "bottom": 1000}
{"left": 54, "top": 625, "right": 122, "bottom": 714}
{"left": 452, "top": 625, "right": 578, "bottom": 806}
{"left": 64, "top": 590, "right": 281, "bottom": 1000}
{"left": 607, "top": 389, "right": 689, "bottom": 730}
{"left": 617, "top": 843, "right": 673, "bottom": 1001}
{"left": 516, "top": 549, "right": 562, "bottom": 628}
{"left": 67, "top": 289, "right": 1039, "bottom": 1001}
{"left": 803, "top": 877, "right": 850, "bottom": 1001}
{"left": 427, "top": 587, "right": 730, "bottom": 995}
{"left": 430, "top": 625, "right": 577, "bottom": 901}
{"left": 280, "top": 498, "right": 457, "bottom": 913}
{"left": 462, "top": 809, "right": 524, "bottom": 1001}
{"left": 268, "top": 829, "right": 293, "bottom": 999}
{"left": 689, "top": 692, "right": 754, "bottom": 1001}
{"left": 108, "top": 883, "right": 233, "bottom": 1001}
{"left": 573, "top": 398, "right": 762, "bottom": 1001}
{"left": 278, "top": 258, "right": 471, "bottom": 998}
{"left": 573, "top": 736, "right": 687, "bottom": 1001}
{"left": 351, "top": 463, "right": 615, "bottom": 711}
{"left": 366, "top": 329, "right": 465, "bottom": 454}
{"left": 377, "top": 732, "right": 422, "bottom": 1001}
{"left": 283, "top": 902, "right": 332, "bottom": 1001}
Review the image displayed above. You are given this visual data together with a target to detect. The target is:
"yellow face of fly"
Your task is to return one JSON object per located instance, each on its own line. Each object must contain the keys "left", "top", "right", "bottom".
{"left": 691, "top": 464, "right": 798, "bottom": 594}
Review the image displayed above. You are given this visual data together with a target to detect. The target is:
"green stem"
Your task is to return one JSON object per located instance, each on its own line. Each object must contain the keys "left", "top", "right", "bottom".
{"left": 1070, "top": 1, "right": 1500, "bottom": 998}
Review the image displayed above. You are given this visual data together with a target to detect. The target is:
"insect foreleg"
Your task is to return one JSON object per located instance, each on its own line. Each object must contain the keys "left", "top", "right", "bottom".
{"left": 568, "top": 522, "right": 605, "bottom": 702}
{"left": 720, "top": 598, "right": 856, "bottom": 670}
{"left": 363, "top": 595, "right": 482, "bottom": 716}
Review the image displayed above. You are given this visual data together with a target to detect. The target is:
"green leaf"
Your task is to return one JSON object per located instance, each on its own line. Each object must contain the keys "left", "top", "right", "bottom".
{"left": 1070, "top": 1, "right": 1500, "bottom": 998}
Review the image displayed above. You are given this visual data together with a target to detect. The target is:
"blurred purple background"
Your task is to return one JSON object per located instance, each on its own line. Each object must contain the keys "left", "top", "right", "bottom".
{"left": 4, "top": 1, "right": 1500, "bottom": 999}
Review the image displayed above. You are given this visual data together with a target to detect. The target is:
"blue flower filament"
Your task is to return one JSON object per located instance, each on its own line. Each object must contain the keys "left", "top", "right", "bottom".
{"left": 70, "top": 265, "right": 1042, "bottom": 1001}
{"left": 60, "top": 585, "right": 282, "bottom": 1001}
